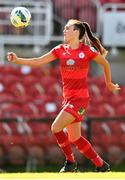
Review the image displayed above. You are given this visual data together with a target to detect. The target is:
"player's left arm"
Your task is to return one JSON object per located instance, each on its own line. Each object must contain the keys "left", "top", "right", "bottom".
{"left": 93, "top": 54, "right": 120, "bottom": 92}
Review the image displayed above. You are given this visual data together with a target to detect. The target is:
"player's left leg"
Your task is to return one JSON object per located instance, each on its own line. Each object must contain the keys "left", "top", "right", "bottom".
{"left": 67, "top": 122, "right": 110, "bottom": 172}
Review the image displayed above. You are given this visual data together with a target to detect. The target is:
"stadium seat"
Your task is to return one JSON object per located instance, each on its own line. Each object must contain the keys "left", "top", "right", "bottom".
{"left": 78, "top": 7, "right": 97, "bottom": 32}
{"left": 86, "top": 102, "right": 115, "bottom": 117}
{"left": 91, "top": 122, "right": 112, "bottom": 135}
{"left": 0, "top": 134, "right": 27, "bottom": 165}
{"left": 22, "top": 75, "right": 38, "bottom": 87}
{"left": 10, "top": 82, "right": 26, "bottom": 97}
{"left": 119, "top": 134, "right": 125, "bottom": 150}
{"left": 8, "top": 121, "right": 31, "bottom": 135}
{"left": 120, "top": 122, "right": 125, "bottom": 133}
{"left": 59, "top": 7, "right": 75, "bottom": 20}
{"left": 107, "top": 121, "right": 123, "bottom": 135}
{"left": 99, "top": 0, "right": 124, "bottom": 5}
{"left": 0, "top": 122, "right": 11, "bottom": 135}
{"left": 97, "top": 103, "right": 116, "bottom": 117}
{"left": 115, "top": 104, "right": 125, "bottom": 116}
{"left": 0, "top": 146, "right": 5, "bottom": 165}
{"left": 27, "top": 145, "right": 45, "bottom": 165}
{"left": 7, "top": 144, "right": 26, "bottom": 165}
{"left": 1, "top": 65, "right": 16, "bottom": 74}
{"left": 108, "top": 0, "right": 125, "bottom": 3}
{"left": 107, "top": 144, "right": 124, "bottom": 165}
{"left": 85, "top": 105, "right": 99, "bottom": 117}
{"left": 91, "top": 122, "right": 104, "bottom": 135}
{"left": 53, "top": 0, "right": 72, "bottom": 11}
{"left": 27, "top": 122, "right": 56, "bottom": 146}
{"left": 0, "top": 82, "right": 5, "bottom": 93}
{"left": 120, "top": 86, "right": 125, "bottom": 98}
{"left": 22, "top": 132, "right": 52, "bottom": 158}
{"left": 89, "top": 84, "right": 101, "bottom": 96}
{"left": 47, "top": 145, "right": 65, "bottom": 165}
{"left": 27, "top": 122, "right": 50, "bottom": 135}
{"left": 28, "top": 67, "right": 44, "bottom": 77}
{"left": 3, "top": 74, "right": 19, "bottom": 86}
{"left": 22, "top": 102, "right": 40, "bottom": 119}
{"left": 0, "top": 102, "right": 22, "bottom": 119}
{"left": 92, "top": 134, "right": 111, "bottom": 152}
{"left": 40, "top": 75, "right": 56, "bottom": 87}
{"left": 0, "top": 93, "right": 15, "bottom": 103}
{"left": 108, "top": 93, "right": 123, "bottom": 107}
{"left": 26, "top": 82, "right": 45, "bottom": 97}
{"left": 99, "top": 0, "right": 110, "bottom": 5}
{"left": 73, "top": 0, "right": 92, "bottom": 10}
{"left": 45, "top": 82, "right": 62, "bottom": 97}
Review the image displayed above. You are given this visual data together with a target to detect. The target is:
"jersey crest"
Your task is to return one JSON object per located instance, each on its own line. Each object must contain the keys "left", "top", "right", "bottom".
{"left": 79, "top": 52, "right": 85, "bottom": 59}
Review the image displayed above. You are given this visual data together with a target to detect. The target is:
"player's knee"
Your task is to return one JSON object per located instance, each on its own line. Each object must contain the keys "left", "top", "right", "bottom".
{"left": 68, "top": 138, "right": 75, "bottom": 143}
{"left": 51, "top": 123, "right": 62, "bottom": 134}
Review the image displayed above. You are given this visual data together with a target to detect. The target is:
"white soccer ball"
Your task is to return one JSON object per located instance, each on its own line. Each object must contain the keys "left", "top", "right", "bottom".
{"left": 10, "top": 7, "right": 31, "bottom": 28}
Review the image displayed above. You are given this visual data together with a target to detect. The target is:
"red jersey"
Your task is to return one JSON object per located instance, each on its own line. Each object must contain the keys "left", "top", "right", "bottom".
{"left": 51, "top": 43, "right": 99, "bottom": 99}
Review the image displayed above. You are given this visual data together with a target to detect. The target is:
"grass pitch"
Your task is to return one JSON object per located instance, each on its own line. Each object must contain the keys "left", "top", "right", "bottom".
{"left": 0, "top": 172, "right": 125, "bottom": 180}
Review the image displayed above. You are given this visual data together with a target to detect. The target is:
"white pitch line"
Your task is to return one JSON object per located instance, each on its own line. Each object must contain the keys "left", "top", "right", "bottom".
{"left": 0, "top": 177, "right": 125, "bottom": 180}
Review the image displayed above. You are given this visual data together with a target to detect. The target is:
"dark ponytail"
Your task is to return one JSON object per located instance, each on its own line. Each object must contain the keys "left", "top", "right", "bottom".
{"left": 83, "top": 22, "right": 107, "bottom": 56}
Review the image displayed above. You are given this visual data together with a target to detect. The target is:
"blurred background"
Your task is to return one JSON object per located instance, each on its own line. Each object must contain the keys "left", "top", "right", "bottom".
{"left": 0, "top": 0, "right": 125, "bottom": 172}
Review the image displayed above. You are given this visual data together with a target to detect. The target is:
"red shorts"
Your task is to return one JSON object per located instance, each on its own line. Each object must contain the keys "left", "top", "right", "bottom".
{"left": 62, "top": 97, "right": 89, "bottom": 124}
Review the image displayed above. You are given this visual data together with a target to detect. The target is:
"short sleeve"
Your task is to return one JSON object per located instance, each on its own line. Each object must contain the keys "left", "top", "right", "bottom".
{"left": 87, "top": 46, "right": 99, "bottom": 60}
{"left": 50, "top": 44, "right": 62, "bottom": 59}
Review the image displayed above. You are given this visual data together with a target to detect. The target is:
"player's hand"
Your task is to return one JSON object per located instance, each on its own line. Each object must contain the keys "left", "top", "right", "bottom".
{"left": 107, "top": 82, "right": 121, "bottom": 92}
{"left": 7, "top": 52, "right": 18, "bottom": 63}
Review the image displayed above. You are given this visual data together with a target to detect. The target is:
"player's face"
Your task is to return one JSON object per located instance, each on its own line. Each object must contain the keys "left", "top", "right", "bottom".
{"left": 63, "top": 24, "right": 78, "bottom": 43}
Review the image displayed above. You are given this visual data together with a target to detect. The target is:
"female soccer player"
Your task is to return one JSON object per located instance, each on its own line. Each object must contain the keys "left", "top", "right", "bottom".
{"left": 7, "top": 19, "right": 120, "bottom": 172}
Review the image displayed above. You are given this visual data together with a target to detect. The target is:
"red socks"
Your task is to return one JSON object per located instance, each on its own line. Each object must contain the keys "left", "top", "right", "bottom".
{"left": 73, "top": 136, "right": 103, "bottom": 167}
{"left": 54, "top": 131, "right": 75, "bottom": 162}
{"left": 54, "top": 132, "right": 103, "bottom": 167}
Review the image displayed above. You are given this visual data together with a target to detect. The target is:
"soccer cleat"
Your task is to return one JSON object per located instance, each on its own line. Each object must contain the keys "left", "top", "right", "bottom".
{"left": 96, "top": 161, "right": 110, "bottom": 172}
{"left": 59, "top": 160, "right": 77, "bottom": 173}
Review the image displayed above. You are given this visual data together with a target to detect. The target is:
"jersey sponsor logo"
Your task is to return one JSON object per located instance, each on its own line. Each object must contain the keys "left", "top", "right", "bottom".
{"left": 66, "top": 59, "right": 75, "bottom": 66}
{"left": 79, "top": 52, "right": 85, "bottom": 59}
{"left": 77, "top": 107, "right": 85, "bottom": 115}
{"left": 90, "top": 47, "right": 97, "bottom": 52}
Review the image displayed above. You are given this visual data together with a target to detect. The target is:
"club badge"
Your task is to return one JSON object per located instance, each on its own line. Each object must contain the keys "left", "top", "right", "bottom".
{"left": 79, "top": 52, "right": 85, "bottom": 59}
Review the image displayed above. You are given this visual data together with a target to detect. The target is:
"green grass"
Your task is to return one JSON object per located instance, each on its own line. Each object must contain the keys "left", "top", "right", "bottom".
{"left": 0, "top": 172, "right": 125, "bottom": 179}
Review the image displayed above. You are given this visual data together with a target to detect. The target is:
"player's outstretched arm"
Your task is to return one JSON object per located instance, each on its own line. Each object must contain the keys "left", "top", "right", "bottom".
{"left": 7, "top": 51, "right": 56, "bottom": 67}
{"left": 93, "top": 54, "right": 121, "bottom": 92}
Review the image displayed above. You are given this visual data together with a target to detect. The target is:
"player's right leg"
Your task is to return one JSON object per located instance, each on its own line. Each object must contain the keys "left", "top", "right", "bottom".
{"left": 51, "top": 110, "right": 78, "bottom": 172}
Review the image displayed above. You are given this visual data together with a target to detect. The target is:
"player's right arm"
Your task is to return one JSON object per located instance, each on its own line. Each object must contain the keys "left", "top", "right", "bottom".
{"left": 7, "top": 51, "right": 57, "bottom": 67}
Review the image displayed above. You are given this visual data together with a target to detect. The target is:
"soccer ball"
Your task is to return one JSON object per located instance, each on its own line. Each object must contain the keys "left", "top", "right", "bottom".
{"left": 10, "top": 7, "right": 31, "bottom": 28}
